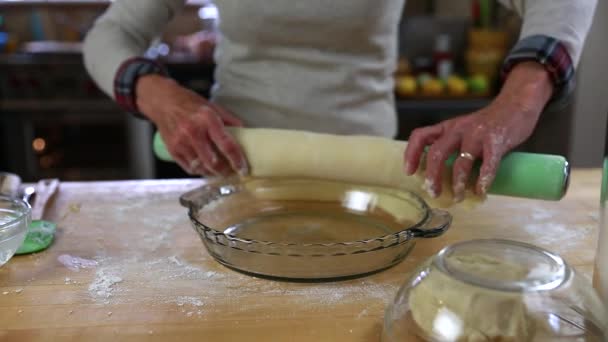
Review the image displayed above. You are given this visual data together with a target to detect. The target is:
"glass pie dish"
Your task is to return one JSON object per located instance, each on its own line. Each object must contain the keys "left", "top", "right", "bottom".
{"left": 179, "top": 177, "right": 452, "bottom": 280}
{"left": 382, "top": 239, "right": 608, "bottom": 341}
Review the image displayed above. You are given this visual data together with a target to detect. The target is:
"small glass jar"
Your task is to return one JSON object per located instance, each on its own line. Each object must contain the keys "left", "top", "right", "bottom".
{"left": 0, "top": 196, "right": 30, "bottom": 267}
{"left": 383, "top": 239, "right": 608, "bottom": 341}
{"left": 593, "top": 118, "right": 608, "bottom": 304}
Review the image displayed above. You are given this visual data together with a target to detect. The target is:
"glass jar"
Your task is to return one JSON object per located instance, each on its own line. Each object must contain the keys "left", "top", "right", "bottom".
{"left": 593, "top": 119, "right": 608, "bottom": 303}
{"left": 383, "top": 239, "right": 608, "bottom": 341}
{"left": 0, "top": 196, "right": 31, "bottom": 267}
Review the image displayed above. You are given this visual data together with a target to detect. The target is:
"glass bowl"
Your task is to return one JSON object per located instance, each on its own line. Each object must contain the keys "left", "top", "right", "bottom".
{"left": 179, "top": 177, "right": 452, "bottom": 280}
{"left": 0, "top": 196, "right": 31, "bottom": 267}
{"left": 383, "top": 239, "right": 608, "bottom": 341}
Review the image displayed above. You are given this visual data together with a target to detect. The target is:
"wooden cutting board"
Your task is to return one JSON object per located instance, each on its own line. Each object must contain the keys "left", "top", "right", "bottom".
{"left": 0, "top": 170, "right": 602, "bottom": 341}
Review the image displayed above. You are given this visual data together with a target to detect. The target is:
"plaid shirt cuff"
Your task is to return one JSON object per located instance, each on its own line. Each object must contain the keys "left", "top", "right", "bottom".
{"left": 501, "top": 35, "right": 575, "bottom": 111}
{"left": 113, "top": 57, "right": 169, "bottom": 119}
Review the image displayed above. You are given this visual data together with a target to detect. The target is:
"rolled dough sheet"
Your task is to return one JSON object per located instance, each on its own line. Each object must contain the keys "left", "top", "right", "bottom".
{"left": 228, "top": 127, "right": 483, "bottom": 208}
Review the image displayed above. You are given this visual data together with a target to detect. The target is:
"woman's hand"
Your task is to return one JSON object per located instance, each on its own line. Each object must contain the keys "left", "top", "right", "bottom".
{"left": 136, "top": 74, "right": 248, "bottom": 176}
{"left": 403, "top": 62, "right": 554, "bottom": 202}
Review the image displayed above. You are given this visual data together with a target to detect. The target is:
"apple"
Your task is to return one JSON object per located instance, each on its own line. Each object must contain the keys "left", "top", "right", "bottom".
{"left": 395, "top": 76, "right": 417, "bottom": 97}
{"left": 468, "top": 74, "right": 489, "bottom": 94}
{"left": 417, "top": 73, "right": 433, "bottom": 87}
{"left": 422, "top": 78, "right": 444, "bottom": 96}
{"left": 447, "top": 76, "right": 468, "bottom": 96}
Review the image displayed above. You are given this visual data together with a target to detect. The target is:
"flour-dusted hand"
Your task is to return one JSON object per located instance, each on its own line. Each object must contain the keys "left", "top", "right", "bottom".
{"left": 136, "top": 74, "right": 248, "bottom": 176}
{"left": 404, "top": 62, "right": 554, "bottom": 202}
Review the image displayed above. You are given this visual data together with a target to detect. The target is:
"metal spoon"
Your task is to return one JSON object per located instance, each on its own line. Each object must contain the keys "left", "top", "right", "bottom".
{"left": 22, "top": 186, "right": 36, "bottom": 204}
{"left": 23, "top": 180, "right": 58, "bottom": 221}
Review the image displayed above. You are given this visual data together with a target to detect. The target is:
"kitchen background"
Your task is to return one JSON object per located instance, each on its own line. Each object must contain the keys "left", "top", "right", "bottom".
{"left": 0, "top": 0, "right": 606, "bottom": 182}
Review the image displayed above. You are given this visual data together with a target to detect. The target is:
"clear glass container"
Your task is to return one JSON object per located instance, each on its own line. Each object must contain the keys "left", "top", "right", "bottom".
{"left": 593, "top": 119, "right": 608, "bottom": 304}
{"left": 383, "top": 239, "right": 608, "bottom": 341}
{"left": 180, "top": 177, "right": 452, "bottom": 280}
{"left": 0, "top": 196, "right": 31, "bottom": 267}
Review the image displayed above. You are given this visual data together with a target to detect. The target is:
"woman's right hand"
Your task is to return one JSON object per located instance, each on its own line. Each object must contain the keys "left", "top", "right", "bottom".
{"left": 135, "top": 74, "right": 249, "bottom": 176}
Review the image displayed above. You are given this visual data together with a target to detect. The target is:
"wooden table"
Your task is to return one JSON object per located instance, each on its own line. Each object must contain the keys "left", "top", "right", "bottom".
{"left": 0, "top": 169, "right": 602, "bottom": 341}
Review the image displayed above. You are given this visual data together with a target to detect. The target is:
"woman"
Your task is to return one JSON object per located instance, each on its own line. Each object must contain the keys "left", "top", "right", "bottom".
{"left": 83, "top": 0, "right": 596, "bottom": 202}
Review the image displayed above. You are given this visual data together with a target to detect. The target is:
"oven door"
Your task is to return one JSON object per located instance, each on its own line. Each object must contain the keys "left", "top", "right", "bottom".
{"left": 0, "top": 100, "right": 155, "bottom": 182}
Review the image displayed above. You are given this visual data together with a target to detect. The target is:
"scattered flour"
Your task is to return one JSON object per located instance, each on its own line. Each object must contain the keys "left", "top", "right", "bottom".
{"left": 85, "top": 256, "right": 223, "bottom": 305}
{"left": 72, "top": 191, "right": 397, "bottom": 320}
{"left": 531, "top": 208, "right": 556, "bottom": 220}
{"left": 140, "top": 214, "right": 184, "bottom": 251}
{"left": 261, "top": 281, "right": 397, "bottom": 308}
{"left": 84, "top": 254, "right": 397, "bottom": 317}
{"left": 168, "top": 255, "right": 183, "bottom": 266}
{"left": 58, "top": 254, "right": 98, "bottom": 272}
{"left": 523, "top": 222, "right": 595, "bottom": 251}
{"left": 14, "top": 288, "right": 22, "bottom": 294}
{"left": 589, "top": 212, "right": 600, "bottom": 222}
{"left": 357, "top": 308, "right": 368, "bottom": 319}
{"left": 64, "top": 277, "right": 78, "bottom": 285}
{"left": 88, "top": 269, "right": 123, "bottom": 302}
{"left": 176, "top": 296, "right": 204, "bottom": 307}
{"left": 145, "top": 256, "right": 221, "bottom": 281}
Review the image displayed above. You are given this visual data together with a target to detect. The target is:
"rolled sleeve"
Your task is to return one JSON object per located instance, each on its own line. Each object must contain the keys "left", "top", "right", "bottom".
{"left": 113, "top": 57, "right": 169, "bottom": 119}
{"left": 501, "top": 35, "right": 575, "bottom": 110}
{"left": 82, "top": 0, "right": 185, "bottom": 117}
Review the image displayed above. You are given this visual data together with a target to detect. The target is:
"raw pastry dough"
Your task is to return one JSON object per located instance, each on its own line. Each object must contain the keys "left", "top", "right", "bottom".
{"left": 408, "top": 254, "right": 535, "bottom": 341}
{"left": 228, "top": 127, "right": 483, "bottom": 208}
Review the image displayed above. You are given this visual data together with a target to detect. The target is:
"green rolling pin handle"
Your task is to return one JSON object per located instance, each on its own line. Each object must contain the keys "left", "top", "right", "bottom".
{"left": 154, "top": 132, "right": 173, "bottom": 163}
{"left": 444, "top": 152, "right": 570, "bottom": 201}
{"left": 153, "top": 132, "right": 570, "bottom": 201}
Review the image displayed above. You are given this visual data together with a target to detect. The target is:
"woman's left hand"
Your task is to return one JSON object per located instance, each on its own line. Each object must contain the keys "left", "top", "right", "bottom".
{"left": 403, "top": 62, "right": 555, "bottom": 202}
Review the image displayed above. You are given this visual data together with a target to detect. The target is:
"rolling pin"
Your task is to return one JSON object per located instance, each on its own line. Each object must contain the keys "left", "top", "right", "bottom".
{"left": 152, "top": 129, "right": 570, "bottom": 201}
